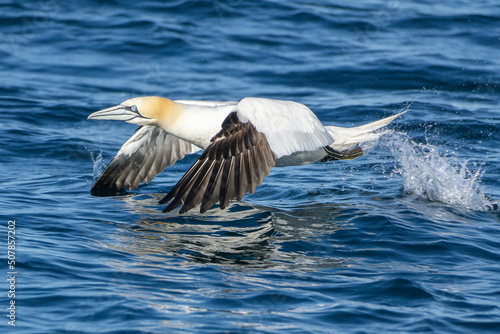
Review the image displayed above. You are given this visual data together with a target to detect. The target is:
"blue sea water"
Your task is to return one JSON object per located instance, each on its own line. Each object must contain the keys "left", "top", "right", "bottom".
{"left": 1, "top": 0, "right": 500, "bottom": 333}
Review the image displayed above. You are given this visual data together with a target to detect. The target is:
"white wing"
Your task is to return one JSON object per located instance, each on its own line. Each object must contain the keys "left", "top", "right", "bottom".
{"left": 235, "top": 98, "right": 333, "bottom": 158}
{"left": 92, "top": 126, "right": 197, "bottom": 191}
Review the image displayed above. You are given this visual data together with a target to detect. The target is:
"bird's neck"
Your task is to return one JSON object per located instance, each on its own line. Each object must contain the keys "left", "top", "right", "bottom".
{"left": 158, "top": 103, "right": 232, "bottom": 149}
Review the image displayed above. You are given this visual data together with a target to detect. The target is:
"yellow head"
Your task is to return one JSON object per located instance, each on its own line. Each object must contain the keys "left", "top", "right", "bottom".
{"left": 88, "top": 96, "right": 180, "bottom": 127}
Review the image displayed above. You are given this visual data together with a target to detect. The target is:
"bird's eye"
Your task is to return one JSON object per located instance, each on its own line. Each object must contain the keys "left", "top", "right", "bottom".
{"left": 131, "top": 105, "right": 138, "bottom": 112}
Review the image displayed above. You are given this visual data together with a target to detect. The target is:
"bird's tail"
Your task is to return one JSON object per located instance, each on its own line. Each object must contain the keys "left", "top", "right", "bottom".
{"left": 325, "top": 110, "right": 406, "bottom": 152}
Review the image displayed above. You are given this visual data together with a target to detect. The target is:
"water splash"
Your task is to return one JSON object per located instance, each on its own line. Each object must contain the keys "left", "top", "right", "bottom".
{"left": 381, "top": 132, "right": 498, "bottom": 212}
{"left": 89, "top": 150, "right": 105, "bottom": 182}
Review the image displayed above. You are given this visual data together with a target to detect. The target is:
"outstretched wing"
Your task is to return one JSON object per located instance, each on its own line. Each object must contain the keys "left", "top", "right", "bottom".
{"left": 91, "top": 126, "right": 196, "bottom": 192}
{"left": 236, "top": 97, "right": 333, "bottom": 157}
{"left": 159, "top": 112, "right": 276, "bottom": 213}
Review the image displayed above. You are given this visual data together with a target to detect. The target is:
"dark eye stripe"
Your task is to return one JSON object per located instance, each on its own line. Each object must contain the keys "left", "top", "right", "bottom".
{"left": 122, "top": 104, "right": 146, "bottom": 119}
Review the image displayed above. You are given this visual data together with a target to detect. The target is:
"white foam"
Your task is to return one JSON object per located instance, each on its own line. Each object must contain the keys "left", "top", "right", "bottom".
{"left": 90, "top": 150, "right": 105, "bottom": 182}
{"left": 381, "top": 132, "right": 498, "bottom": 212}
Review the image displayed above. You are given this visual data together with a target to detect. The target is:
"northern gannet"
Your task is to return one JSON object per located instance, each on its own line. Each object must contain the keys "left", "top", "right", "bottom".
{"left": 88, "top": 97, "right": 404, "bottom": 213}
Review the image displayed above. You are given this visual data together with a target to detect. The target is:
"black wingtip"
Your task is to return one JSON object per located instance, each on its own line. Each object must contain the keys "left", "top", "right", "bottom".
{"left": 90, "top": 180, "right": 105, "bottom": 193}
{"left": 162, "top": 198, "right": 184, "bottom": 213}
{"left": 161, "top": 205, "right": 186, "bottom": 214}
{"left": 158, "top": 193, "right": 171, "bottom": 204}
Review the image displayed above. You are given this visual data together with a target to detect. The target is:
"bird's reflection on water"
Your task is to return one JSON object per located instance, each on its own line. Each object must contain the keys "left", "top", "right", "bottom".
{"left": 101, "top": 193, "right": 347, "bottom": 271}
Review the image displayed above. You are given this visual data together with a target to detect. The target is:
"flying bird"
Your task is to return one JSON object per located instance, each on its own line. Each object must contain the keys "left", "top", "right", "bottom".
{"left": 88, "top": 97, "right": 403, "bottom": 213}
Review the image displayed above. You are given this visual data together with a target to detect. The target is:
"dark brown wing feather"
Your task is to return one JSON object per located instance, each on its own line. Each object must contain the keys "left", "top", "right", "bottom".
{"left": 159, "top": 112, "right": 276, "bottom": 213}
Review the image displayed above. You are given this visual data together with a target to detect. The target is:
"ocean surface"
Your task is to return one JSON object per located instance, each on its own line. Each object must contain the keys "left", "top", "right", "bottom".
{"left": 1, "top": 0, "right": 500, "bottom": 333}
